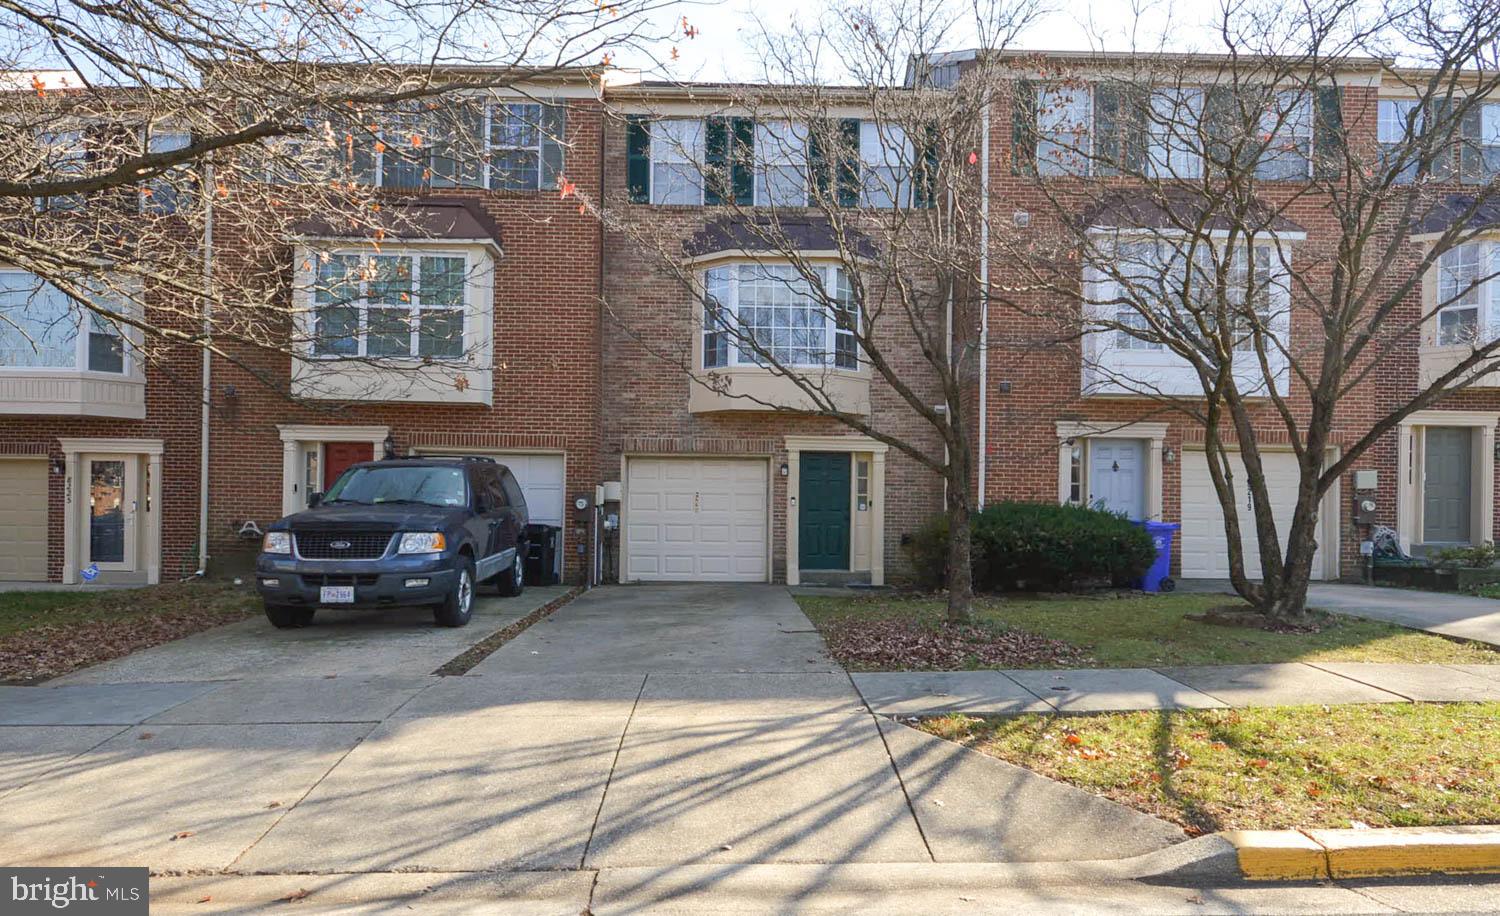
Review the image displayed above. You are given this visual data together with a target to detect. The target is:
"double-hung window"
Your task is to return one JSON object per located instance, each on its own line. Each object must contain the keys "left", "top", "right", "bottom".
{"left": 142, "top": 129, "right": 192, "bottom": 214}
{"left": 859, "top": 121, "right": 912, "bottom": 208}
{"left": 1106, "top": 240, "right": 1172, "bottom": 350}
{"left": 701, "top": 263, "right": 858, "bottom": 370}
{"left": 0, "top": 272, "right": 127, "bottom": 372}
{"left": 1036, "top": 86, "right": 1092, "bottom": 176}
{"left": 311, "top": 252, "right": 468, "bottom": 360}
{"left": 489, "top": 103, "right": 543, "bottom": 190}
{"left": 36, "top": 130, "right": 88, "bottom": 211}
{"left": 650, "top": 119, "right": 706, "bottom": 205}
{"left": 1255, "top": 91, "right": 1313, "bottom": 180}
{"left": 754, "top": 121, "right": 809, "bottom": 207}
{"left": 1225, "top": 246, "right": 1280, "bottom": 351}
{"left": 1145, "top": 88, "right": 1204, "bottom": 179}
{"left": 1378, "top": 99, "right": 1422, "bottom": 184}
{"left": 1437, "top": 244, "right": 1485, "bottom": 346}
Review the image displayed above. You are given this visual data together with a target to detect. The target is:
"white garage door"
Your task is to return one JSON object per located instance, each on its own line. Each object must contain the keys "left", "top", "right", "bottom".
{"left": 1181, "top": 450, "right": 1326, "bottom": 580}
{"left": 0, "top": 460, "right": 48, "bottom": 581}
{"left": 491, "top": 453, "right": 566, "bottom": 527}
{"left": 625, "top": 457, "right": 768, "bottom": 582}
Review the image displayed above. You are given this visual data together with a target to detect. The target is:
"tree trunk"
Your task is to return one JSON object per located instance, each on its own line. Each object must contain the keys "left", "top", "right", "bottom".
{"left": 945, "top": 478, "right": 974, "bottom": 624}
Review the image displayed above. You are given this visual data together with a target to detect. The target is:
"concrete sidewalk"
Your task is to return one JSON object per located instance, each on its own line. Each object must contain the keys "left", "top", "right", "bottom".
{"left": 854, "top": 661, "right": 1500, "bottom": 715}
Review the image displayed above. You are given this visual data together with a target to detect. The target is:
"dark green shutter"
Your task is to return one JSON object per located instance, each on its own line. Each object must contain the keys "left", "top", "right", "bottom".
{"left": 1203, "top": 87, "right": 1237, "bottom": 172}
{"left": 626, "top": 115, "right": 650, "bottom": 203}
{"left": 703, "top": 116, "right": 728, "bottom": 204}
{"left": 1094, "top": 85, "right": 1120, "bottom": 176}
{"left": 540, "top": 102, "right": 567, "bottom": 190}
{"left": 1011, "top": 80, "right": 1037, "bottom": 176}
{"left": 1313, "top": 86, "right": 1344, "bottom": 179}
{"left": 808, "top": 119, "right": 829, "bottom": 204}
{"left": 912, "top": 125, "right": 939, "bottom": 208}
{"left": 731, "top": 117, "right": 754, "bottom": 205}
{"left": 837, "top": 118, "right": 860, "bottom": 207}
{"left": 1460, "top": 102, "right": 1484, "bottom": 184}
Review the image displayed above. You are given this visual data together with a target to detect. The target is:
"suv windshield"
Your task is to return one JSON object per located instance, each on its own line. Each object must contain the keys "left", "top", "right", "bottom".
{"left": 324, "top": 465, "right": 468, "bottom": 508}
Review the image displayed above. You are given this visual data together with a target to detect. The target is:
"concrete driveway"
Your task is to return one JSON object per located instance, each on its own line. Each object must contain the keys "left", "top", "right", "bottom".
{"left": 0, "top": 584, "right": 1181, "bottom": 898}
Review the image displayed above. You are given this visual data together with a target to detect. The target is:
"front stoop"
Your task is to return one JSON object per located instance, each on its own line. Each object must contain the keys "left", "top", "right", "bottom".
{"left": 799, "top": 570, "right": 872, "bottom": 587}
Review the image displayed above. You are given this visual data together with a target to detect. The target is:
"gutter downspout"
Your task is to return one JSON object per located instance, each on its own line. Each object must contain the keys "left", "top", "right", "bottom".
{"left": 196, "top": 160, "right": 214, "bottom": 577}
{"left": 976, "top": 95, "right": 992, "bottom": 509}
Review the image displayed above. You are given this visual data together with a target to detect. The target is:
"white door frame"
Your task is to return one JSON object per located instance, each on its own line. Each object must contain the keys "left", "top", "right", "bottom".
{"left": 278, "top": 424, "right": 389, "bottom": 515}
{"left": 1396, "top": 409, "right": 1499, "bottom": 552}
{"left": 1056, "top": 421, "right": 1168, "bottom": 519}
{"left": 785, "top": 435, "right": 888, "bottom": 586}
{"left": 80, "top": 453, "right": 139, "bottom": 572}
{"left": 58, "top": 437, "right": 163, "bottom": 585}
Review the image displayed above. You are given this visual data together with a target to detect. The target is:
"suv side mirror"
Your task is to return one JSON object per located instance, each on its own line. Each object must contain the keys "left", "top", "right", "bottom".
{"left": 308, "top": 492, "right": 323, "bottom": 508}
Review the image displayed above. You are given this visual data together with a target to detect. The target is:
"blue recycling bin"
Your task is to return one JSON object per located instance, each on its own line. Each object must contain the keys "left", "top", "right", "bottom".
{"left": 1133, "top": 520, "right": 1179, "bottom": 593}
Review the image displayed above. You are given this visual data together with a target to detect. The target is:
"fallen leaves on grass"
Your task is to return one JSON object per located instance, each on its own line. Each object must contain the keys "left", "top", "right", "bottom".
{"left": 819, "top": 617, "right": 1092, "bottom": 670}
{"left": 0, "top": 583, "right": 256, "bottom": 682}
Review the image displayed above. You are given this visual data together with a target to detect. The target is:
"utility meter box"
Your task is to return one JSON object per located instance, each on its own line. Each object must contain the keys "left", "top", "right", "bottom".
{"left": 1353, "top": 469, "right": 1379, "bottom": 491}
{"left": 1353, "top": 495, "right": 1378, "bottom": 525}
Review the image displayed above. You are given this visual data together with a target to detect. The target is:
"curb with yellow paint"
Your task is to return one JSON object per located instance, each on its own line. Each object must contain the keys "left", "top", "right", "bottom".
{"left": 1226, "top": 826, "right": 1500, "bottom": 880}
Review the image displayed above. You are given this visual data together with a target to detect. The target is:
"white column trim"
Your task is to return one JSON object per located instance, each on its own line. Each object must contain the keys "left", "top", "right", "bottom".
{"left": 56, "top": 438, "right": 164, "bottom": 585}
{"left": 1054, "top": 421, "right": 1168, "bottom": 520}
{"left": 1395, "top": 409, "right": 1500, "bottom": 551}
{"left": 782, "top": 434, "right": 889, "bottom": 586}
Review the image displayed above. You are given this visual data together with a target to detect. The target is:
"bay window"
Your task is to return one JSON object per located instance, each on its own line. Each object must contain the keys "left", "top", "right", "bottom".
{"left": 0, "top": 272, "right": 129, "bottom": 373}
{"left": 311, "top": 251, "right": 468, "bottom": 360}
{"left": 701, "top": 263, "right": 858, "bottom": 370}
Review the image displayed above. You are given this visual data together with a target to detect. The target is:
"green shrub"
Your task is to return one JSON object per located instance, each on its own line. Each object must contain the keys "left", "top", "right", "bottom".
{"left": 902, "top": 513, "right": 950, "bottom": 591}
{"left": 901, "top": 502, "right": 1158, "bottom": 593}
{"left": 1430, "top": 542, "right": 1500, "bottom": 569}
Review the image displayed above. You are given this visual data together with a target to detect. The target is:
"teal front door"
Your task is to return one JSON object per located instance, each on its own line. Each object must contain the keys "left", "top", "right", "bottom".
{"left": 799, "top": 452, "right": 851, "bottom": 570}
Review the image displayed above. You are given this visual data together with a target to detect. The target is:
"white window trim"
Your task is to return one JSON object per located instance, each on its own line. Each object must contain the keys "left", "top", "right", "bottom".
{"left": 1432, "top": 241, "right": 1493, "bottom": 348}
{"left": 650, "top": 118, "right": 706, "bottom": 206}
{"left": 1256, "top": 90, "right": 1315, "bottom": 181}
{"left": 699, "top": 262, "right": 860, "bottom": 371}
{"left": 485, "top": 101, "right": 546, "bottom": 191}
{"left": 1145, "top": 87, "right": 1205, "bottom": 179}
{"left": 753, "top": 120, "right": 810, "bottom": 208}
{"left": 858, "top": 120, "right": 912, "bottom": 208}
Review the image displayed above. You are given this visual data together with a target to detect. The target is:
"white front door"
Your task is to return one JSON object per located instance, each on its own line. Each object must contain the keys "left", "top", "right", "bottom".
{"left": 81, "top": 454, "right": 139, "bottom": 573}
{"left": 1088, "top": 439, "right": 1145, "bottom": 519}
{"left": 1180, "top": 449, "right": 1327, "bottom": 580}
{"left": 624, "top": 457, "right": 768, "bottom": 582}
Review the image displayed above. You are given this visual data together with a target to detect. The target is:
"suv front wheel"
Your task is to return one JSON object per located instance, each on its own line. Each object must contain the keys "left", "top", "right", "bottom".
{"left": 496, "top": 546, "right": 526, "bottom": 598}
{"left": 434, "top": 556, "right": 476, "bottom": 627}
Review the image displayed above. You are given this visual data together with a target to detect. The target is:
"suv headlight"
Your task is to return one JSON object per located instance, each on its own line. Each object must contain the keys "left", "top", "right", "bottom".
{"left": 398, "top": 532, "right": 446, "bottom": 554}
{"left": 263, "top": 531, "right": 292, "bottom": 555}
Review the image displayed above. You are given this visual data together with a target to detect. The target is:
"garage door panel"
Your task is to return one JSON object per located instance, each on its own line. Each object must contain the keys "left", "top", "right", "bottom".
{"left": 1180, "top": 451, "right": 1326, "bottom": 580}
{"left": 482, "top": 453, "right": 567, "bottom": 528}
{"left": 0, "top": 461, "right": 47, "bottom": 581}
{"left": 626, "top": 458, "right": 768, "bottom": 583}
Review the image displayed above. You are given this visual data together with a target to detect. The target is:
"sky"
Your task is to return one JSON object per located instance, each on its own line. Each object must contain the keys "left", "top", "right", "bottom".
{"left": 618, "top": 0, "right": 1219, "bottom": 83}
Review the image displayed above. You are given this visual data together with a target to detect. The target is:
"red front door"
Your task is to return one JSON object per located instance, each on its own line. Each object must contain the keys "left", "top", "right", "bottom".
{"left": 323, "top": 442, "right": 374, "bottom": 492}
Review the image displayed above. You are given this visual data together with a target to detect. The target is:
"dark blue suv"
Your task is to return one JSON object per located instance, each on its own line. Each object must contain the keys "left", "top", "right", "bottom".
{"left": 255, "top": 456, "right": 528, "bottom": 628}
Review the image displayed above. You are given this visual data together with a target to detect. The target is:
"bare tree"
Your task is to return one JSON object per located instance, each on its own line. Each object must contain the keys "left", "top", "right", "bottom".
{"left": 988, "top": 0, "right": 1500, "bottom": 620}
{"left": 0, "top": 0, "right": 679, "bottom": 397}
{"left": 588, "top": 0, "right": 1043, "bottom": 621}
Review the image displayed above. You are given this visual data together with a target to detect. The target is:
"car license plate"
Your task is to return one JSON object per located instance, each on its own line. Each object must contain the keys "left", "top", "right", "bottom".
{"left": 320, "top": 586, "right": 355, "bottom": 604}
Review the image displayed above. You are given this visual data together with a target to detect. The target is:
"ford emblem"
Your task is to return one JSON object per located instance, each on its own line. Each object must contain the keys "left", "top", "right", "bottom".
{"left": 330, "top": 540, "right": 352, "bottom": 550}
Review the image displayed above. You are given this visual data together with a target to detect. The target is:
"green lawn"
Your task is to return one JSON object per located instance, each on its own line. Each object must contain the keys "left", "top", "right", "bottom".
{"left": 797, "top": 593, "right": 1500, "bottom": 670}
{"left": 0, "top": 581, "right": 258, "bottom": 682}
{"left": 921, "top": 704, "right": 1500, "bottom": 833}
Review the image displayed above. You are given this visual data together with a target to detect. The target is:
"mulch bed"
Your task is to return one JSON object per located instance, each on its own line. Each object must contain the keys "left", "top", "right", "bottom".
{"left": 431, "top": 587, "right": 582, "bottom": 676}
{"left": 0, "top": 603, "right": 256, "bottom": 684}
{"left": 820, "top": 617, "right": 1094, "bottom": 670}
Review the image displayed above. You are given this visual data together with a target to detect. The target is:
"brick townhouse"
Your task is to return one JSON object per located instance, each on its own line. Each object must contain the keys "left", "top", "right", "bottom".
{"left": 1, "top": 54, "right": 1496, "bottom": 589}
